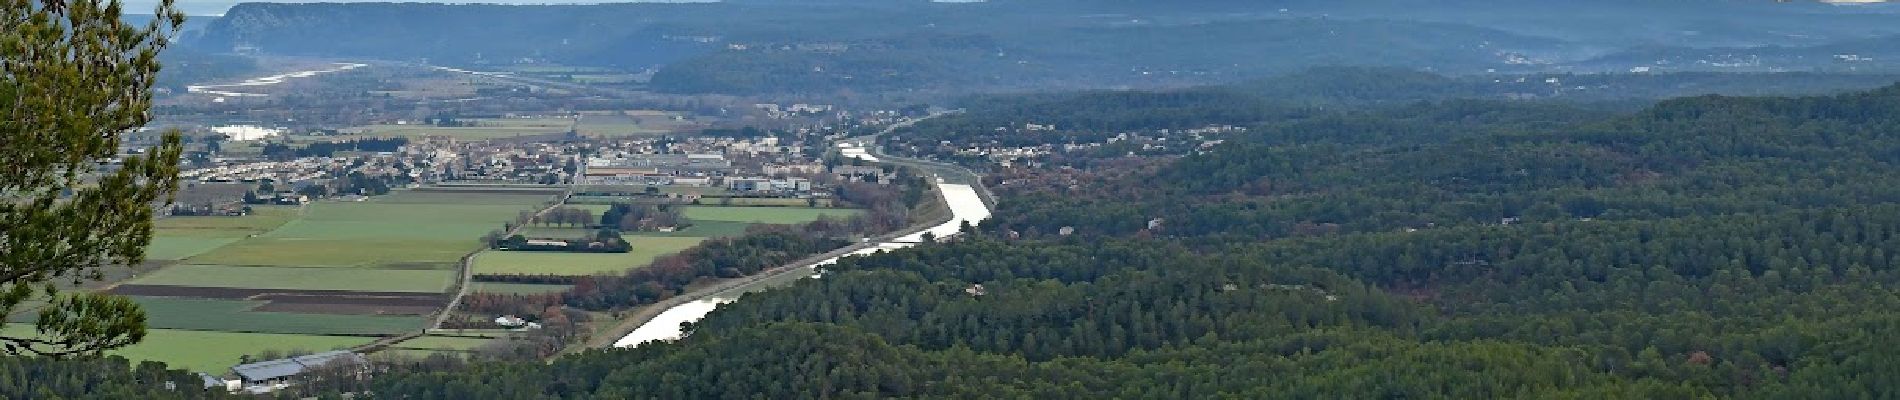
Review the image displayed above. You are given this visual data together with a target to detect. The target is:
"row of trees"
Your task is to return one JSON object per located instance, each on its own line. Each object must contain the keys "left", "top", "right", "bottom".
{"left": 529, "top": 206, "right": 595, "bottom": 228}
{"left": 493, "top": 229, "right": 632, "bottom": 253}
{"left": 597, "top": 204, "right": 688, "bottom": 232}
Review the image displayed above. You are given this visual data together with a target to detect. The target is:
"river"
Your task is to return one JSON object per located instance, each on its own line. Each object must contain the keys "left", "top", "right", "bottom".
{"left": 612, "top": 181, "right": 992, "bottom": 348}
{"left": 187, "top": 62, "right": 367, "bottom": 98}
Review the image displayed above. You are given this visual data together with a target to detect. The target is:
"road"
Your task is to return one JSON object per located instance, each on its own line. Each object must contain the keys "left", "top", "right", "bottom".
{"left": 429, "top": 195, "right": 570, "bottom": 330}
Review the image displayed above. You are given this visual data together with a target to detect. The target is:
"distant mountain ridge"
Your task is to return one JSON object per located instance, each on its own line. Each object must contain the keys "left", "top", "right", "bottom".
{"left": 189, "top": 1, "right": 1900, "bottom": 95}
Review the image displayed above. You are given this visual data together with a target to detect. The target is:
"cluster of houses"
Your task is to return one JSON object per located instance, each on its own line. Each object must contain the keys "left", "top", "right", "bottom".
{"left": 724, "top": 176, "right": 813, "bottom": 194}
{"left": 754, "top": 103, "right": 837, "bottom": 119}
{"left": 918, "top": 124, "right": 1246, "bottom": 168}
{"left": 580, "top": 153, "right": 732, "bottom": 186}
{"left": 183, "top": 157, "right": 360, "bottom": 185}
{"left": 438, "top": 140, "right": 583, "bottom": 184}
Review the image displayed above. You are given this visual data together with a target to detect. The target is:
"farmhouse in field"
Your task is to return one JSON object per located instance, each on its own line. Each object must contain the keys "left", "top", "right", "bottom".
{"left": 228, "top": 350, "right": 369, "bottom": 393}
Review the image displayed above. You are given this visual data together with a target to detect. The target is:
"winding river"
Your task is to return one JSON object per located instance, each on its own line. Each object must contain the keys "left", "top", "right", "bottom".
{"left": 187, "top": 62, "right": 367, "bottom": 98}
{"left": 612, "top": 178, "right": 992, "bottom": 348}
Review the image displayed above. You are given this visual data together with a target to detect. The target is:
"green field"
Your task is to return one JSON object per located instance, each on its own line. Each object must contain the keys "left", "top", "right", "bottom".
{"left": 155, "top": 206, "right": 300, "bottom": 235}
{"left": 391, "top": 335, "right": 495, "bottom": 351}
{"left": 129, "top": 296, "right": 424, "bottom": 335}
{"left": 186, "top": 192, "right": 548, "bottom": 267}
{"left": 682, "top": 206, "right": 863, "bottom": 224}
{"left": 117, "top": 330, "right": 373, "bottom": 373}
{"left": 472, "top": 236, "right": 708, "bottom": 275}
{"left": 472, "top": 282, "right": 573, "bottom": 294}
{"left": 71, "top": 189, "right": 579, "bottom": 372}
{"left": 145, "top": 207, "right": 302, "bottom": 260}
{"left": 0, "top": 326, "right": 374, "bottom": 373}
{"left": 378, "top": 349, "right": 473, "bottom": 360}
{"left": 144, "top": 237, "right": 241, "bottom": 261}
{"left": 129, "top": 264, "right": 456, "bottom": 293}
{"left": 648, "top": 221, "right": 754, "bottom": 237}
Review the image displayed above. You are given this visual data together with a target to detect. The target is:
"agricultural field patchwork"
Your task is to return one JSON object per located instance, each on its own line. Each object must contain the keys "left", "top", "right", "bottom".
{"left": 96, "top": 189, "right": 555, "bottom": 372}
{"left": 186, "top": 193, "right": 550, "bottom": 267}
{"left": 127, "top": 296, "right": 425, "bottom": 335}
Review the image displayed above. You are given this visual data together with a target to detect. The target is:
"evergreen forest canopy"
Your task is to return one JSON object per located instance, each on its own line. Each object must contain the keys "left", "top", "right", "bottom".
{"left": 313, "top": 81, "right": 1900, "bottom": 397}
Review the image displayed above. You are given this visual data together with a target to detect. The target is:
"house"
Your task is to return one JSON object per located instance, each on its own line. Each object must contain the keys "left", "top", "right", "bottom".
{"left": 726, "top": 177, "right": 770, "bottom": 192}
{"left": 229, "top": 350, "right": 368, "bottom": 393}
{"left": 496, "top": 315, "right": 543, "bottom": 330}
{"left": 271, "top": 192, "right": 308, "bottom": 205}
{"left": 198, "top": 372, "right": 240, "bottom": 392}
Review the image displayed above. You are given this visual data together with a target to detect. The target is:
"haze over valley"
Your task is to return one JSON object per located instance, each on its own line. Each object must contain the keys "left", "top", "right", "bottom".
{"left": 12, "top": 0, "right": 1900, "bottom": 398}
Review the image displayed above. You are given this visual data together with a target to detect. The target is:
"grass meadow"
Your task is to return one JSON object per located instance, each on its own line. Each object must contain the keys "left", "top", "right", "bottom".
{"left": 476, "top": 205, "right": 858, "bottom": 276}
{"left": 471, "top": 236, "right": 708, "bottom": 275}
{"left": 115, "top": 329, "right": 373, "bottom": 373}
{"left": 185, "top": 191, "right": 550, "bottom": 268}
{"left": 0, "top": 326, "right": 373, "bottom": 373}
{"left": 129, "top": 264, "right": 456, "bottom": 293}
{"left": 144, "top": 237, "right": 241, "bottom": 261}
{"left": 145, "top": 206, "right": 300, "bottom": 260}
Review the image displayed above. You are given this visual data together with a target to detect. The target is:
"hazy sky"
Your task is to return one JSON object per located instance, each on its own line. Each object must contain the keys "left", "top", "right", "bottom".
{"left": 135, "top": 0, "right": 717, "bottom": 16}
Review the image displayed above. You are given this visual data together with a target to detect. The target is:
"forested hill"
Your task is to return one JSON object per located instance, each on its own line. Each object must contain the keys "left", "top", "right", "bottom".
{"left": 330, "top": 82, "right": 1900, "bottom": 397}
{"left": 189, "top": 1, "right": 1900, "bottom": 96}
{"left": 879, "top": 68, "right": 1900, "bottom": 160}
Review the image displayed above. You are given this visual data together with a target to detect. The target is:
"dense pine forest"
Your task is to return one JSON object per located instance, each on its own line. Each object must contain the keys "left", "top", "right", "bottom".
{"left": 320, "top": 83, "right": 1900, "bottom": 397}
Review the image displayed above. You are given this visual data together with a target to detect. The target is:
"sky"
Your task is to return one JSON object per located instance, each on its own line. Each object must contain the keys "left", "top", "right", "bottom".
{"left": 133, "top": 0, "right": 718, "bottom": 16}
{"left": 134, "top": 0, "right": 1893, "bottom": 18}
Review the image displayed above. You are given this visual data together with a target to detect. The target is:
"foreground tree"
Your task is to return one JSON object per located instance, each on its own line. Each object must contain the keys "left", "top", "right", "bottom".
{"left": 1, "top": 0, "right": 184, "bottom": 355}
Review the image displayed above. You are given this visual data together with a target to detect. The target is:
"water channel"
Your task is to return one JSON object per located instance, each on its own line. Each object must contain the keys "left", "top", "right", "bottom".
{"left": 612, "top": 181, "right": 992, "bottom": 348}
{"left": 187, "top": 62, "right": 367, "bottom": 98}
